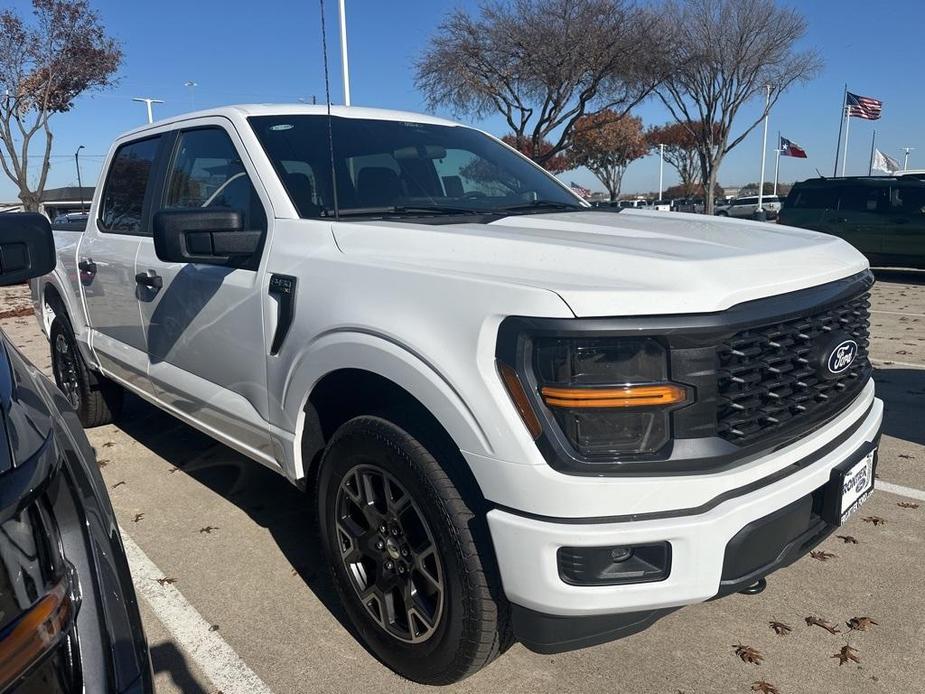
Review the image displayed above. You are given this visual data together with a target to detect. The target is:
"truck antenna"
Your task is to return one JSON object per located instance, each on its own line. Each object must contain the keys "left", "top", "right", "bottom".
{"left": 319, "top": 0, "right": 340, "bottom": 220}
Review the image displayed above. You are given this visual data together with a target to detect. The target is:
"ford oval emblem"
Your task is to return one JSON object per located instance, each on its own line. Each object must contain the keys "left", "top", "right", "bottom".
{"left": 827, "top": 339, "right": 858, "bottom": 375}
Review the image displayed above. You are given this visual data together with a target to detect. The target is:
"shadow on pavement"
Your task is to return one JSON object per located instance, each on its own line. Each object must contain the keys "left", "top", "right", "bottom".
{"left": 873, "top": 367, "right": 925, "bottom": 446}
{"left": 873, "top": 268, "right": 925, "bottom": 286}
{"left": 150, "top": 641, "right": 209, "bottom": 694}
{"left": 113, "top": 394, "right": 358, "bottom": 639}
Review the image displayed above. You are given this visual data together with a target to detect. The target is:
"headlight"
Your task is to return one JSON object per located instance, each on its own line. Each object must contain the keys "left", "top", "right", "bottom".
{"left": 498, "top": 334, "right": 690, "bottom": 463}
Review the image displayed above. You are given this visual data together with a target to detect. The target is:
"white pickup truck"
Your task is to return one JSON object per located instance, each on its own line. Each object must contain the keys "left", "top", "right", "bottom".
{"left": 33, "top": 105, "right": 882, "bottom": 685}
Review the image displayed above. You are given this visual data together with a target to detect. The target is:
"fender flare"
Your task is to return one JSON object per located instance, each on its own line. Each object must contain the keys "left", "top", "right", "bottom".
{"left": 282, "top": 329, "right": 495, "bottom": 481}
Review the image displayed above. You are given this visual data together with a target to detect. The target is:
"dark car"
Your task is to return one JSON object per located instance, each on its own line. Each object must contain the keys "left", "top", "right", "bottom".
{"left": 780, "top": 177, "right": 925, "bottom": 269}
{"left": 0, "top": 214, "right": 152, "bottom": 693}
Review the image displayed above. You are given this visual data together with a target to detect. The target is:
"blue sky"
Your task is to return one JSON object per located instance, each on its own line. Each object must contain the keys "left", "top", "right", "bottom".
{"left": 2, "top": 0, "right": 923, "bottom": 201}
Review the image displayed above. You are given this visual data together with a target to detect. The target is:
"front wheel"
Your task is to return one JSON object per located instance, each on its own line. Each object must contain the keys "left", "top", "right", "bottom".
{"left": 317, "top": 416, "right": 508, "bottom": 684}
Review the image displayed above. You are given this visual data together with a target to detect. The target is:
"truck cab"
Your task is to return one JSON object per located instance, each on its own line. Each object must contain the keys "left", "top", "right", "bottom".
{"left": 33, "top": 105, "right": 882, "bottom": 685}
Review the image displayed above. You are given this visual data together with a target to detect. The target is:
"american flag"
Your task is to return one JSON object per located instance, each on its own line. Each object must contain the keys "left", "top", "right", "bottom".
{"left": 846, "top": 92, "right": 883, "bottom": 120}
{"left": 569, "top": 181, "right": 592, "bottom": 199}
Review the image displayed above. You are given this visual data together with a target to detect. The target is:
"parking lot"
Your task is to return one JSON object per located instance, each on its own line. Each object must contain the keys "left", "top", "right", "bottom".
{"left": 1, "top": 271, "right": 923, "bottom": 694}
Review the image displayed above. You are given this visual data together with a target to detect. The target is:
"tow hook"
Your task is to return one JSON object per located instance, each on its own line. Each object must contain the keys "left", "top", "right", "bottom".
{"left": 739, "top": 577, "right": 767, "bottom": 595}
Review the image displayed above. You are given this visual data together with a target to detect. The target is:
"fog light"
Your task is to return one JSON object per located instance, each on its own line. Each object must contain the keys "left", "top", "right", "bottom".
{"left": 558, "top": 542, "right": 671, "bottom": 586}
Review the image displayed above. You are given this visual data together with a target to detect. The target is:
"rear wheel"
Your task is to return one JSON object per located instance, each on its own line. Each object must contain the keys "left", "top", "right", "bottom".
{"left": 50, "top": 316, "right": 123, "bottom": 427}
{"left": 317, "top": 416, "right": 508, "bottom": 684}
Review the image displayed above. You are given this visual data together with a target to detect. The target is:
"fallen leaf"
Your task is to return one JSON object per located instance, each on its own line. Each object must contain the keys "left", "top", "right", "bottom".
{"left": 862, "top": 516, "right": 886, "bottom": 526}
{"left": 733, "top": 644, "right": 764, "bottom": 665}
{"left": 155, "top": 577, "right": 176, "bottom": 586}
{"left": 133, "top": 513, "right": 144, "bottom": 523}
{"left": 805, "top": 616, "right": 841, "bottom": 634}
{"left": 836, "top": 535, "right": 859, "bottom": 544}
{"left": 102, "top": 441, "right": 116, "bottom": 448}
{"left": 810, "top": 550, "right": 836, "bottom": 562}
{"left": 832, "top": 644, "right": 860, "bottom": 666}
{"left": 111, "top": 480, "right": 125, "bottom": 489}
{"left": 898, "top": 454, "right": 915, "bottom": 460}
{"left": 208, "top": 624, "right": 220, "bottom": 632}
{"left": 199, "top": 526, "right": 219, "bottom": 534}
{"left": 168, "top": 467, "right": 179, "bottom": 474}
{"left": 97, "top": 459, "right": 109, "bottom": 468}
{"left": 751, "top": 682, "right": 780, "bottom": 694}
{"left": 769, "top": 620, "right": 792, "bottom": 636}
{"left": 897, "top": 502, "right": 920, "bottom": 509}
{"left": 847, "top": 616, "right": 879, "bottom": 631}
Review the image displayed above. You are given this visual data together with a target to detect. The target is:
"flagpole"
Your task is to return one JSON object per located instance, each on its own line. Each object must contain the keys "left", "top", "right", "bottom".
{"left": 773, "top": 131, "right": 781, "bottom": 196}
{"left": 868, "top": 130, "right": 876, "bottom": 176}
{"left": 841, "top": 107, "right": 851, "bottom": 176}
{"left": 757, "top": 84, "right": 770, "bottom": 214}
{"left": 833, "top": 84, "right": 847, "bottom": 177}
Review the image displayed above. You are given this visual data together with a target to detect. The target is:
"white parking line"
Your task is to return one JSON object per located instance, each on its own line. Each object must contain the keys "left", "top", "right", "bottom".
{"left": 120, "top": 531, "right": 275, "bottom": 694}
{"left": 876, "top": 480, "right": 925, "bottom": 502}
{"left": 871, "top": 358, "right": 925, "bottom": 370}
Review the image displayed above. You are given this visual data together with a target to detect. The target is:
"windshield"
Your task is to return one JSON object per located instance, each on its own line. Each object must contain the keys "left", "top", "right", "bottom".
{"left": 248, "top": 115, "right": 584, "bottom": 218}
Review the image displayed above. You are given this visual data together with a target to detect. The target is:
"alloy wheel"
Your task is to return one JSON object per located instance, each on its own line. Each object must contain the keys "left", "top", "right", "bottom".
{"left": 53, "top": 333, "right": 81, "bottom": 410}
{"left": 334, "top": 464, "right": 445, "bottom": 644}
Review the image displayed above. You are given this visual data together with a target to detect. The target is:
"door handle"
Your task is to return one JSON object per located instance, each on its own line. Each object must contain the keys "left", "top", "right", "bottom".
{"left": 135, "top": 271, "right": 163, "bottom": 289}
{"left": 78, "top": 259, "right": 97, "bottom": 274}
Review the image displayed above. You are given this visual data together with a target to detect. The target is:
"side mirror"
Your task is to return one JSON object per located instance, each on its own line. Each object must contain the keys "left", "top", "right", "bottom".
{"left": 153, "top": 209, "right": 261, "bottom": 265}
{"left": 0, "top": 213, "right": 56, "bottom": 286}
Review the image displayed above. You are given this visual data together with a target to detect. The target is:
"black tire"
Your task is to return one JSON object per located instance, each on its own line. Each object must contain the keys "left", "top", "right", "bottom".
{"left": 716, "top": 210, "right": 728, "bottom": 216}
{"left": 317, "top": 416, "right": 508, "bottom": 684}
{"left": 50, "top": 315, "right": 123, "bottom": 427}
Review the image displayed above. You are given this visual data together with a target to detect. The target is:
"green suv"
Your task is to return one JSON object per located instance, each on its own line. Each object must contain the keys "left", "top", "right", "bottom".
{"left": 780, "top": 176, "right": 925, "bottom": 269}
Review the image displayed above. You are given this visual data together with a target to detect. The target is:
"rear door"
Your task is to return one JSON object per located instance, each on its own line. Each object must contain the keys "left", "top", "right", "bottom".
{"left": 881, "top": 183, "right": 925, "bottom": 266}
{"left": 134, "top": 122, "right": 275, "bottom": 462}
{"left": 78, "top": 135, "right": 165, "bottom": 392}
{"left": 824, "top": 184, "right": 889, "bottom": 260}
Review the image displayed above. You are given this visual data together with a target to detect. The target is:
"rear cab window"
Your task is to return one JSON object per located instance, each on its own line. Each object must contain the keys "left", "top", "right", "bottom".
{"left": 98, "top": 136, "right": 162, "bottom": 235}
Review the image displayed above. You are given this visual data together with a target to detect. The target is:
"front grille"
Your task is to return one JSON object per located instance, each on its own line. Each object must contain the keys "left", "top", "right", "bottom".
{"left": 716, "top": 291, "right": 871, "bottom": 444}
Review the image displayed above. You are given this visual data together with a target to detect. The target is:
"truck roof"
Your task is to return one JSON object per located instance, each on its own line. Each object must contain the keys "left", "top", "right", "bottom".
{"left": 119, "top": 104, "right": 461, "bottom": 140}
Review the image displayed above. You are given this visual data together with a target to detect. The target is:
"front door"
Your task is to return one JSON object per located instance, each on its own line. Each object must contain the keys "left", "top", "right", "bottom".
{"left": 135, "top": 123, "right": 275, "bottom": 463}
{"left": 79, "top": 135, "right": 164, "bottom": 393}
{"left": 823, "top": 184, "right": 889, "bottom": 260}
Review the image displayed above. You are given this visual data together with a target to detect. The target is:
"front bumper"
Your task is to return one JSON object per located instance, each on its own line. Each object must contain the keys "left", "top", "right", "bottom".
{"left": 486, "top": 394, "right": 883, "bottom": 651}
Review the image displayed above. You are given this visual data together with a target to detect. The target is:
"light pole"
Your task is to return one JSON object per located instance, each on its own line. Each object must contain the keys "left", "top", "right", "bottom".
{"left": 184, "top": 81, "right": 197, "bottom": 110}
{"left": 338, "top": 0, "right": 351, "bottom": 105}
{"left": 658, "top": 143, "right": 665, "bottom": 202}
{"left": 132, "top": 97, "right": 164, "bottom": 124}
{"left": 75, "top": 145, "right": 85, "bottom": 212}
{"left": 757, "top": 84, "right": 771, "bottom": 216}
{"left": 902, "top": 147, "right": 915, "bottom": 171}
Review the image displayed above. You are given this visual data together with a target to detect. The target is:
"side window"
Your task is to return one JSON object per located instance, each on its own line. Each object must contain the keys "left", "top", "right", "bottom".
{"left": 892, "top": 185, "right": 925, "bottom": 216}
{"left": 98, "top": 136, "right": 161, "bottom": 234}
{"left": 790, "top": 187, "right": 838, "bottom": 209}
{"left": 838, "top": 186, "right": 889, "bottom": 213}
{"left": 163, "top": 128, "right": 266, "bottom": 231}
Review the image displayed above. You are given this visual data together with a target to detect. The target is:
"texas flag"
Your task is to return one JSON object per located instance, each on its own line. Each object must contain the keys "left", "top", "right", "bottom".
{"left": 780, "top": 136, "right": 807, "bottom": 159}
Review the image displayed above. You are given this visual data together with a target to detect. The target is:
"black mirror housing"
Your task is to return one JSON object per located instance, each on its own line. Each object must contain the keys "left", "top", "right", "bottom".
{"left": 0, "top": 213, "right": 56, "bottom": 286}
{"left": 153, "top": 208, "right": 262, "bottom": 265}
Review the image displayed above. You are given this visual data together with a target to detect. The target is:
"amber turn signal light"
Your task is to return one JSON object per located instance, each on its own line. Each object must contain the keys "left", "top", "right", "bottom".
{"left": 0, "top": 578, "right": 73, "bottom": 692}
{"left": 541, "top": 383, "right": 686, "bottom": 409}
{"left": 498, "top": 362, "right": 543, "bottom": 439}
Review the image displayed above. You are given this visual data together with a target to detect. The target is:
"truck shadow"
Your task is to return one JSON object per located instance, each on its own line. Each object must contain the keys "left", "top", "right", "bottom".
{"left": 872, "top": 367, "right": 925, "bottom": 446}
{"left": 872, "top": 268, "right": 925, "bottom": 286}
{"left": 113, "top": 394, "right": 361, "bottom": 642}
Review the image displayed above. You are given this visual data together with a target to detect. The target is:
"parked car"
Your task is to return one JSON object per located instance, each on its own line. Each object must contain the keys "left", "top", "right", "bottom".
{"left": 33, "top": 105, "right": 881, "bottom": 684}
{"left": 715, "top": 195, "right": 781, "bottom": 219}
{"left": 780, "top": 176, "right": 925, "bottom": 269}
{"left": 0, "top": 214, "right": 152, "bottom": 693}
{"left": 51, "top": 212, "right": 89, "bottom": 232}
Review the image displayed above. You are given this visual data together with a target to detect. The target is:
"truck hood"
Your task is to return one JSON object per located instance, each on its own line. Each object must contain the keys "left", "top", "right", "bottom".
{"left": 332, "top": 209, "right": 869, "bottom": 317}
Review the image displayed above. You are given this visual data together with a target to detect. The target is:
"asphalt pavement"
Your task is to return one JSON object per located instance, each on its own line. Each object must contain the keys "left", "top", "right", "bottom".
{"left": 1, "top": 269, "right": 922, "bottom": 694}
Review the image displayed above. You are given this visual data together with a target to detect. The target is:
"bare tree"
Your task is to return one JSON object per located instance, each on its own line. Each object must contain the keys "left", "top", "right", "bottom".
{"left": 0, "top": 0, "right": 122, "bottom": 212}
{"left": 415, "top": 0, "right": 667, "bottom": 167}
{"left": 657, "top": 0, "right": 821, "bottom": 213}
{"left": 568, "top": 111, "right": 648, "bottom": 200}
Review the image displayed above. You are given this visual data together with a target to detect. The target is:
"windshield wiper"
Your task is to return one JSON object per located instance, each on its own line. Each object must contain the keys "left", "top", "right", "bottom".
{"left": 494, "top": 200, "right": 587, "bottom": 214}
{"left": 336, "top": 205, "right": 485, "bottom": 217}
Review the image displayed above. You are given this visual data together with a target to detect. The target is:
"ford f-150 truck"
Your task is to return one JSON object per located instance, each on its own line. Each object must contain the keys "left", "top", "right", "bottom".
{"left": 32, "top": 105, "right": 882, "bottom": 685}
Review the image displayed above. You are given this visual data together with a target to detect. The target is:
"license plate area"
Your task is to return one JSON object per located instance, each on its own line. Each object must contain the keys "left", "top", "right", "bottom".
{"left": 821, "top": 443, "right": 878, "bottom": 526}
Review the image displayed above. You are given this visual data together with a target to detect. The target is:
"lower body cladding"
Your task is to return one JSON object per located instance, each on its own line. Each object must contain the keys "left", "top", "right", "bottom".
{"left": 485, "top": 397, "right": 883, "bottom": 654}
